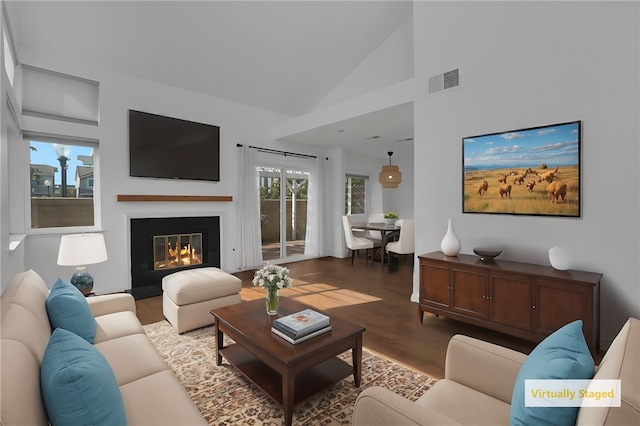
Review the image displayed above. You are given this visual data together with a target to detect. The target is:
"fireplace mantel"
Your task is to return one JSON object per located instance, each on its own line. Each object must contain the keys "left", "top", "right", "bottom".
{"left": 117, "top": 194, "right": 232, "bottom": 202}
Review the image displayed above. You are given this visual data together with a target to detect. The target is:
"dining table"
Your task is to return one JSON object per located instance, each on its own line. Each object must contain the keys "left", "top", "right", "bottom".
{"left": 351, "top": 222, "right": 400, "bottom": 269}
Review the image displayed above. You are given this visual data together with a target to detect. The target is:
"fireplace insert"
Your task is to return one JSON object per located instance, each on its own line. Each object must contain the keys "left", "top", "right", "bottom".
{"left": 130, "top": 216, "right": 220, "bottom": 299}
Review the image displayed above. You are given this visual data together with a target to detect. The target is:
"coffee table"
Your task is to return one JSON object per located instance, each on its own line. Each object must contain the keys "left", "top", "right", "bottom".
{"left": 210, "top": 297, "right": 365, "bottom": 426}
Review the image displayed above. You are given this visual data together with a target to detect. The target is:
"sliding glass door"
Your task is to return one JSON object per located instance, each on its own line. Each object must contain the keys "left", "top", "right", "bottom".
{"left": 258, "top": 165, "right": 311, "bottom": 261}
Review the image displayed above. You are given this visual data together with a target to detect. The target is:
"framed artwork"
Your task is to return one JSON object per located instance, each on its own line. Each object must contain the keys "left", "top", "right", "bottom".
{"left": 463, "top": 120, "right": 581, "bottom": 217}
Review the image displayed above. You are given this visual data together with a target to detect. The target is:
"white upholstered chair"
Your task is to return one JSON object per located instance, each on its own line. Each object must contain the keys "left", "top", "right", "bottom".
{"left": 365, "top": 213, "right": 385, "bottom": 242}
{"left": 368, "top": 213, "right": 384, "bottom": 223}
{"left": 342, "top": 215, "right": 374, "bottom": 266}
{"left": 386, "top": 219, "right": 415, "bottom": 263}
{"left": 347, "top": 214, "right": 369, "bottom": 238}
{"left": 347, "top": 214, "right": 382, "bottom": 245}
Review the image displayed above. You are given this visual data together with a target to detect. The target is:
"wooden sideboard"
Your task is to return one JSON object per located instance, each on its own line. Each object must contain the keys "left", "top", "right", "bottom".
{"left": 418, "top": 251, "right": 602, "bottom": 352}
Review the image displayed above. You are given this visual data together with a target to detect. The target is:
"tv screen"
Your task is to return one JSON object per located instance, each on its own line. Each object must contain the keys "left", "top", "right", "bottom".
{"left": 129, "top": 110, "right": 220, "bottom": 182}
{"left": 463, "top": 120, "right": 581, "bottom": 217}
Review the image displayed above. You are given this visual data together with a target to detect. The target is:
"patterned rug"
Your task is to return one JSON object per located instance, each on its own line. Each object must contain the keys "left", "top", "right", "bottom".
{"left": 143, "top": 320, "right": 437, "bottom": 425}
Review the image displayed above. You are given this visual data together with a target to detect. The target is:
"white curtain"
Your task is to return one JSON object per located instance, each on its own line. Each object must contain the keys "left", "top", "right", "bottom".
{"left": 237, "top": 146, "right": 263, "bottom": 270}
{"left": 304, "top": 156, "right": 322, "bottom": 256}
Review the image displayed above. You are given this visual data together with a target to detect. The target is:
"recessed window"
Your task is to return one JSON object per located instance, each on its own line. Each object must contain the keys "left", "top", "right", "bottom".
{"left": 3, "top": 29, "right": 15, "bottom": 86}
{"left": 29, "top": 138, "right": 97, "bottom": 228}
{"left": 345, "top": 175, "right": 367, "bottom": 214}
{"left": 22, "top": 65, "right": 99, "bottom": 125}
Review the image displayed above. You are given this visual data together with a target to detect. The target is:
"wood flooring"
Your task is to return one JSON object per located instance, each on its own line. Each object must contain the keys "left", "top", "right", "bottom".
{"left": 136, "top": 256, "right": 544, "bottom": 379}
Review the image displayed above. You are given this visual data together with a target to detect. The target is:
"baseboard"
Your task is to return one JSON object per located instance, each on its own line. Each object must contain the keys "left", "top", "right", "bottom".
{"left": 126, "top": 285, "right": 162, "bottom": 300}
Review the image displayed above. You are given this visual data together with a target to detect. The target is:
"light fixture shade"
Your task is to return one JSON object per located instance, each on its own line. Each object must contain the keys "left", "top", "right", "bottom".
{"left": 379, "top": 165, "right": 402, "bottom": 188}
{"left": 57, "top": 233, "right": 108, "bottom": 266}
{"left": 52, "top": 143, "right": 71, "bottom": 158}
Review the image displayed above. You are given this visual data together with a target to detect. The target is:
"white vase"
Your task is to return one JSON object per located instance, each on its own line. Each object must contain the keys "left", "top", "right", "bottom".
{"left": 385, "top": 218, "right": 396, "bottom": 226}
{"left": 440, "top": 218, "right": 461, "bottom": 256}
{"left": 548, "top": 246, "right": 570, "bottom": 270}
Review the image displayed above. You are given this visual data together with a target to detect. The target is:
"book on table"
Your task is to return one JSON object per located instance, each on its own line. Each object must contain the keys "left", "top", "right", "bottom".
{"left": 271, "top": 324, "right": 332, "bottom": 344}
{"left": 272, "top": 308, "right": 330, "bottom": 338}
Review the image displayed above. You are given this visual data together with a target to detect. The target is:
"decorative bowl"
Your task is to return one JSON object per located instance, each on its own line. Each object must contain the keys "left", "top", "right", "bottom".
{"left": 473, "top": 247, "right": 503, "bottom": 261}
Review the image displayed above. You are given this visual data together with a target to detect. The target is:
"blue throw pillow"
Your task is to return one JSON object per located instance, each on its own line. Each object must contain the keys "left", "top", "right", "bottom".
{"left": 41, "top": 328, "right": 127, "bottom": 426}
{"left": 46, "top": 278, "right": 96, "bottom": 343}
{"left": 511, "top": 320, "right": 594, "bottom": 426}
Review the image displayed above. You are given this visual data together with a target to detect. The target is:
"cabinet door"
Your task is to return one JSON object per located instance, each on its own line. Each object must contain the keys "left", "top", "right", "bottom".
{"left": 451, "top": 267, "right": 488, "bottom": 319}
{"left": 420, "top": 261, "right": 450, "bottom": 309}
{"left": 533, "top": 278, "right": 592, "bottom": 338}
{"left": 489, "top": 273, "right": 532, "bottom": 331}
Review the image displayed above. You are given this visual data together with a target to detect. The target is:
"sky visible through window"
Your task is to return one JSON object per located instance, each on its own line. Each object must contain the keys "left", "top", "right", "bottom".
{"left": 30, "top": 141, "right": 93, "bottom": 185}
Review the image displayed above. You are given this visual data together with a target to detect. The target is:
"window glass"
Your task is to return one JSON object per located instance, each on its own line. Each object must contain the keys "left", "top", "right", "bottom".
{"left": 345, "top": 175, "right": 367, "bottom": 214}
{"left": 29, "top": 139, "right": 96, "bottom": 228}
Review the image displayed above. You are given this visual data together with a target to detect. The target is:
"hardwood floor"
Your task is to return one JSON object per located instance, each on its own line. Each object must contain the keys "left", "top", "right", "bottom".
{"left": 136, "top": 256, "right": 542, "bottom": 379}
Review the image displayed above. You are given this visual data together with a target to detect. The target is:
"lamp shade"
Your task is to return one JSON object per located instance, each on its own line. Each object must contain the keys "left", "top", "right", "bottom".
{"left": 379, "top": 151, "right": 402, "bottom": 188}
{"left": 57, "top": 233, "right": 108, "bottom": 266}
{"left": 379, "top": 165, "right": 402, "bottom": 188}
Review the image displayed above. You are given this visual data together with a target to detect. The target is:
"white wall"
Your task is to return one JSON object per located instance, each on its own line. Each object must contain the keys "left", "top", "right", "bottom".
{"left": 313, "top": 17, "right": 414, "bottom": 111}
{"left": 413, "top": 1, "right": 640, "bottom": 347}
{"left": 384, "top": 155, "right": 413, "bottom": 219}
{"left": 9, "top": 47, "right": 321, "bottom": 295}
{"left": 1, "top": 10, "right": 27, "bottom": 286}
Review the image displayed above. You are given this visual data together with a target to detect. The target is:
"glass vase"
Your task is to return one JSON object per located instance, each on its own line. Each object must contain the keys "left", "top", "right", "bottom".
{"left": 266, "top": 287, "right": 279, "bottom": 315}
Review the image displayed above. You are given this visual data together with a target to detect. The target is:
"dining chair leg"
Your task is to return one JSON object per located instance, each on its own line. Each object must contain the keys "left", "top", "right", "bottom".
{"left": 351, "top": 249, "right": 355, "bottom": 265}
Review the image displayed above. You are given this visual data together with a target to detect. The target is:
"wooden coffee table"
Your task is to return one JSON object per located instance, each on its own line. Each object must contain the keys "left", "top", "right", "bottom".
{"left": 210, "top": 297, "right": 365, "bottom": 426}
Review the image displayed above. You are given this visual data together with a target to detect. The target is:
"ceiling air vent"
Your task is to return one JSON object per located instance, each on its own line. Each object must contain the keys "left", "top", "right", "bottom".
{"left": 428, "top": 68, "right": 460, "bottom": 95}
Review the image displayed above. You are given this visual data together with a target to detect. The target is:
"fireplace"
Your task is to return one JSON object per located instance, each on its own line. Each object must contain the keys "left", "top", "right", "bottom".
{"left": 153, "top": 233, "right": 203, "bottom": 270}
{"left": 130, "top": 216, "right": 220, "bottom": 299}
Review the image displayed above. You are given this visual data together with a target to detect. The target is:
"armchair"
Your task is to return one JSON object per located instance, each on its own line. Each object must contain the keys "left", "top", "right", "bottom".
{"left": 353, "top": 318, "right": 640, "bottom": 425}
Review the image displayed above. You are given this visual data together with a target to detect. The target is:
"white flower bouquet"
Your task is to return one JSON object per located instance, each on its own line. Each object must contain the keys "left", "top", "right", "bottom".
{"left": 253, "top": 263, "right": 293, "bottom": 315}
{"left": 252, "top": 263, "right": 293, "bottom": 291}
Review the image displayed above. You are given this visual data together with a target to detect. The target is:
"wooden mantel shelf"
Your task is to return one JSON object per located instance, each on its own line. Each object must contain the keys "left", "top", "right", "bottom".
{"left": 117, "top": 195, "right": 233, "bottom": 202}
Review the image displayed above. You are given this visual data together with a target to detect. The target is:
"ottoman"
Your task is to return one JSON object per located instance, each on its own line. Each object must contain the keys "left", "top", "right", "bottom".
{"left": 162, "top": 267, "right": 242, "bottom": 333}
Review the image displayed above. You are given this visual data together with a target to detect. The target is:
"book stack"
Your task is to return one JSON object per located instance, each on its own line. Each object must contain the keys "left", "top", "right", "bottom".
{"left": 271, "top": 309, "right": 331, "bottom": 344}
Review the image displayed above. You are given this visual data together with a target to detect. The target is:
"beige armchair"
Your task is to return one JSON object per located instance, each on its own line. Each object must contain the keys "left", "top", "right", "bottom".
{"left": 353, "top": 318, "right": 640, "bottom": 425}
{"left": 353, "top": 335, "right": 525, "bottom": 425}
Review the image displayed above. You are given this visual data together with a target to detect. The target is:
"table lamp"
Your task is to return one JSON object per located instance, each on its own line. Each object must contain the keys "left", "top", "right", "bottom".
{"left": 57, "top": 233, "right": 108, "bottom": 295}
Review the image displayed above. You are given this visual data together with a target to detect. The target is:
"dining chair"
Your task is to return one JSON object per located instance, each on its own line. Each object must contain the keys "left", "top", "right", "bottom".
{"left": 368, "top": 213, "right": 384, "bottom": 223}
{"left": 347, "top": 214, "right": 382, "bottom": 245}
{"left": 346, "top": 214, "right": 369, "bottom": 238}
{"left": 385, "top": 219, "right": 415, "bottom": 263}
{"left": 342, "top": 216, "right": 374, "bottom": 266}
{"left": 365, "top": 213, "right": 385, "bottom": 242}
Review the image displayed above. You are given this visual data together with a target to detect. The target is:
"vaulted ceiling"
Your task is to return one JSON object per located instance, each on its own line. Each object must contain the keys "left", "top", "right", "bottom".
{"left": 5, "top": 1, "right": 414, "bottom": 159}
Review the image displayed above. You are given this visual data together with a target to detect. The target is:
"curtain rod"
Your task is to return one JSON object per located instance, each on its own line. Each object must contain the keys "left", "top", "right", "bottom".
{"left": 236, "top": 143, "right": 317, "bottom": 159}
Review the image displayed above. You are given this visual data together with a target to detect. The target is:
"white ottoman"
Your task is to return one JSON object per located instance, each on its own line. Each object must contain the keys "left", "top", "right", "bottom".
{"left": 162, "top": 267, "right": 242, "bottom": 333}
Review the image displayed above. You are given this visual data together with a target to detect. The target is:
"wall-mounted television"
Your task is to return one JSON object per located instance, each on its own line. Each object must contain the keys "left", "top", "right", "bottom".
{"left": 129, "top": 110, "right": 220, "bottom": 182}
{"left": 463, "top": 120, "right": 581, "bottom": 217}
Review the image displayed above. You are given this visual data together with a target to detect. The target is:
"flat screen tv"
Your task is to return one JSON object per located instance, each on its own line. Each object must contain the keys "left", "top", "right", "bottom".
{"left": 129, "top": 109, "right": 220, "bottom": 182}
{"left": 463, "top": 120, "right": 581, "bottom": 217}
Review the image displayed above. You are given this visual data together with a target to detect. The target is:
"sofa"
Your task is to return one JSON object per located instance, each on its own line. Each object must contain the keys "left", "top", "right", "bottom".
{"left": 353, "top": 317, "right": 639, "bottom": 425}
{"left": 0, "top": 269, "right": 206, "bottom": 425}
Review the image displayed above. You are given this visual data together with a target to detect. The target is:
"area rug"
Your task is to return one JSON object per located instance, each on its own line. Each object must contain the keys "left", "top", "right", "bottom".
{"left": 143, "top": 320, "right": 437, "bottom": 425}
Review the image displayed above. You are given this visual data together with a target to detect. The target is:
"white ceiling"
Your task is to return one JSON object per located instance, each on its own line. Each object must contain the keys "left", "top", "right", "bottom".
{"left": 5, "top": 0, "right": 414, "bottom": 160}
{"left": 279, "top": 102, "right": 414, "bottom": 158}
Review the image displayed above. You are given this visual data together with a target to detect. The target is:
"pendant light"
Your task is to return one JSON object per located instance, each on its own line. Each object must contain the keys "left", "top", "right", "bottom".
{"left": 379, "top": 151, "right": 402, "bottom": 188}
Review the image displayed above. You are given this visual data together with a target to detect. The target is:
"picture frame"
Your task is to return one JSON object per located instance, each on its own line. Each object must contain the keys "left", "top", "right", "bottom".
{"left": 463, "top": 120, "right": 581, "bottom": 217}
